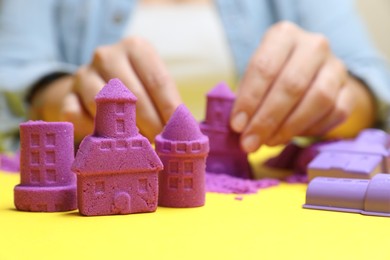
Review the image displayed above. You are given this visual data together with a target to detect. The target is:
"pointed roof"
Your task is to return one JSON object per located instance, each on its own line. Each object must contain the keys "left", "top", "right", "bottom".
{"left": 95, "top": 78, "right": 137, "bottom": 102}
{"left": 161, "top": 104, "right": 204, "bottom": 141}
{"left": 72, "top": 134, "right": 163, "bottom": 175}
{"left": 207, "top": 82, "right": 235, "bottom": 100}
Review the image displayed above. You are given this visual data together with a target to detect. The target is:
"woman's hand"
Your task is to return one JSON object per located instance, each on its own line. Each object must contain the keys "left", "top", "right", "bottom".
{"left": 30, "top": 37, "right": 182, "bottom": 144}
{"left": 230, "top": 21, "right": 375, "bottom": 153}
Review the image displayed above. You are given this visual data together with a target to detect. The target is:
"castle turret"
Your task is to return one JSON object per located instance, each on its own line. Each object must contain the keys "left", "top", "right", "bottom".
{"left": 156, "top": 104, "right": 209, "bottom": 207}
{"left": 200, "top": 82, "right": 252, "bottom": 179}
{"left": 94, "top": 78, "right": 138, "bottom": 138}
{"left": 14, "top": 121, "right": 77, "bottom": 212}
{"left": 204, "top": 82, "right": 235, "bottom": 128}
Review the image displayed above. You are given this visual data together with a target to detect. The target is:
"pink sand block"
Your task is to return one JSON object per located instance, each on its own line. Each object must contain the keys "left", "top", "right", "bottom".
{"left": 72, "top": 78, "right": 163, "bottom": 216}
{"left": 200, "top": 82, "right": 252, "bottom": 179}
{"left": 14, "top": 121, "right": 77, "bottom": 212}
{"left": 156, "top": 104, "right": 209, "bottom": 207}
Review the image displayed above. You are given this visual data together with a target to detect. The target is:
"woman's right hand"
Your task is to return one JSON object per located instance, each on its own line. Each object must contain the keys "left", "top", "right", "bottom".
{"left": 30, "top": 37, "right": 182, "bottom": 144}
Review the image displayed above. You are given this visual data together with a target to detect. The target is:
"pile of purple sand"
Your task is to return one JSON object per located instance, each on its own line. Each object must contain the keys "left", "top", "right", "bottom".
{"left": 205, "top": 172, "right": 279, "bottom": 194}
{"left": 0, "top": 152, "right": 20, "bottom": 173}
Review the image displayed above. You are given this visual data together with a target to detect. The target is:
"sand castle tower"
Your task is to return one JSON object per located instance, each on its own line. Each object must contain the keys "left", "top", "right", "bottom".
{"left": 200, "top": 82, "right": 252, "bottom": 179}
{"left": 14, "top": 121, "right": 77, "bottom": 212}
{"left": 156, "top": 104, "right": 209, "bottom": 207}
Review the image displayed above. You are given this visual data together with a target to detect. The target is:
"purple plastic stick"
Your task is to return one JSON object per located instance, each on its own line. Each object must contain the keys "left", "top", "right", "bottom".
{"left": 200, "top": 82, "right": 252, "bottom": 179}
{"left": 156, "top": 104, "right": 209, "bottom": 207}
{"left": 14, "top": 121, "right": 77, "bottom": 212}
{"left": 304, "top": 174, "right": 390, "bottom": 217}
{"left": 72, "top": 78, "right": 163, "bottom": 216}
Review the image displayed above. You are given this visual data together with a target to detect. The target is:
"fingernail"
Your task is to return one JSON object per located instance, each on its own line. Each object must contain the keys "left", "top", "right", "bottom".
{"left": 242, "top": 134, "right": 261, "bottom": 153}
{"left": 231, "top": 112, "right": 248, "bottom": 132}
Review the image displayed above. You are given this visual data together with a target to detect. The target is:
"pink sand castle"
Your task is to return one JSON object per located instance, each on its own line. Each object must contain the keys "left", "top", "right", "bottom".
{"left": 14, "top": 121, "right": 77, "bottom": 212}
{"left": 200, "top": 82, "right": 252, "bottom": 179}
{"left": 72, "top": 79, "right": 163, "bottom": 216}
{"left": 156, "top": 104, "right": 209, "bottom": 207}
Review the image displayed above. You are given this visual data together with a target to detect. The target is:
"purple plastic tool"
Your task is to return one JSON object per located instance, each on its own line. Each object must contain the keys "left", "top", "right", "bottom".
{"left": 308, "top": 151, "right": 383, "bottom": 181}
{"left": 72, "top": 78, "right": 163, "bottom": 216}
{"left": 308, "top": 139, "right": 389, "bottom": 181}
{"left": 200, "top": 82, "right": 252, "bottom": 179}
{"left": 156, "top": 104, "right": 209, "bottom": 207}
{"left": 355, "top": 128, "right": 390, "bottom": 148}
{"left": 304, "top": 173, "right": 390, "bottom": 217}
{"left": 14, "top": 121, "right": 77, "bottom": 212}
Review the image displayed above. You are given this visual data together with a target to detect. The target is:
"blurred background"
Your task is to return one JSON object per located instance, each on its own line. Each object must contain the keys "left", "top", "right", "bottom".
{"left": 357, "top": 0, "right": 390, "bottom": 60}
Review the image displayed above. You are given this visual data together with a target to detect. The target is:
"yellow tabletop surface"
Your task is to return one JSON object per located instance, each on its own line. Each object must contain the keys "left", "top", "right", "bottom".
{"left": 1, "top": 147, "right": 390, "bottom": 260}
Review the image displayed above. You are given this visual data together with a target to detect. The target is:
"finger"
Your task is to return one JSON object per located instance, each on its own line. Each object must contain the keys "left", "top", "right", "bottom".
{"left": 73, "top": 66, "right": 105, "bottom": 117}
{"left": 122, "top": 37, "right": 181, "bottom": 124}
{"left": 305, "top": 83, "right": 353, "bottom": 136}
{"left": 92, "top": 43, "right": 164, "bottom": 140}
{"left": 61, "top": 92, "right": 94, "bottom": 143}
{"left": 266, "top": 56, "right": 347, "bottom": 145}
{"left": 242, "top": 34, "right": 330, "bottom": 150}
{"left": 230, "top": 22, "right": 298, "bottom": 133}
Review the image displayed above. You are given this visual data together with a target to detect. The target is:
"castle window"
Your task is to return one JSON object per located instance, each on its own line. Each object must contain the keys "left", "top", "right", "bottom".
{"left": 116, "top": 140, "right": 127, "bottom": 150}
{"left": 184, "top": 162, "right": 193, "bottom": 174}
{"left": 215, "top": 111, "right": 223, "bottom": 124}
{"left": 138, "top": 178, "right": 148, "bottom": 193}
{"left": 45, "top": 151, "right": 55, "bottom": 165}
{"left": 132, "top": 140, "right": 142, "bottom": 148}
{"left": 100, "top": 141, "right": 111, "bottom": 150}
{"left": 31, "top": 134, "right": 40, "bottom": 147}
{"left": 30, "top": 169, "right": 40, "bottom": 183}
{"left": 116, "top": 119, "right": 125, "bottom": 133}
{"left": 31, "top": 151, "right": 40, "bottom": 165}
{"left": 116, "top": 103, "right": 125, "bottom": 114}
{"left": 46, "top": 133, "right": 56, "bottom": 146}
{"left": 163, "top": 142, "right": 171, "bottom": 151}
{"left": 46, "top": 169, "right": 56, "bottom": 183}
{"left": 169, "top": 177, "right": 179, "bottom": 189}
{"left": 95, "top": 181, "right": 105, "bottom": 194}
{"left": 183, "top": 178, "right": 193, "bottom": 190}
{"left": 169, "top": 161, "right": 179, "bottom": 173}
{"left": 192, "top": 142, "right": 201, "bottom": 151}
{"left": 176, "top": 143, "right": 186, "bottom": 152}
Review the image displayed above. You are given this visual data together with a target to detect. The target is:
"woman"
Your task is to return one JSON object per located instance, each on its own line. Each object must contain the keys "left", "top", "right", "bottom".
{"left": 0, "top": 0, "right": 389, "bottom": 152}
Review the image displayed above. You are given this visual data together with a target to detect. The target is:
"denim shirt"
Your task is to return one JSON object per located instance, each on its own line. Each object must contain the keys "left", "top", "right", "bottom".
{"left": 1, "top": 0, "right": 390, "bottom": 151}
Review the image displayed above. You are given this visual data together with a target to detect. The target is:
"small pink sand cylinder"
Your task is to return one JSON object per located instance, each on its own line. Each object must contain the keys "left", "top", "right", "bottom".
{"left": 14, "top": 121, "right": 77, "bottom": 212}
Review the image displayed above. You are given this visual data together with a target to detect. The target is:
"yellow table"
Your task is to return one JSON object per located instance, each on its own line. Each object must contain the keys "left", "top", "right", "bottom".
{"left": 1, "top": 148, "right": 390, "bottom": 260}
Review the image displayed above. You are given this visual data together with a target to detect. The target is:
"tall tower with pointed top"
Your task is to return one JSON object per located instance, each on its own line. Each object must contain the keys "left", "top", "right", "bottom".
{"left": 200, "top": 82, "right": 252, "bottom": 179}
{"left": 156, "top": 104, "right": 209, "bottom": 207}
{"left": 94, "top": 79, "right": 138, "bottom": 138}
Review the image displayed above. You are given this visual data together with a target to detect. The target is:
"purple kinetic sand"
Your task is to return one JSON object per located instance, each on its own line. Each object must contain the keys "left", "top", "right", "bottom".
{"left": 14, "top": 121, "right": 77, "bottom": 212}
{"left": 205, "top": 172, "right": 279, "bottom": 194}
{"left": 304, "top": 174, "right": 390, "bottom": 217}
{"left": 72, "top": 78, "right": 163, "bottom": 216}
{"left": 156, "top": 104, "right": 209, "bottom": 208}
{"left": 265, "top": 142, "right": 303, "bottom": 170}
{"left": 0, "top": 151, "right": 20, "bottom": 173}
{"left": 200, "top": 82, "right": 252, "bottom": 179}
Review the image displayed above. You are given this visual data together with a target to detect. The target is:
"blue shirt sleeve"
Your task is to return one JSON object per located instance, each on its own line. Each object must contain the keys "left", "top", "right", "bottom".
{"left": 0, "top": 0, "right": 76, "bottom": 151}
